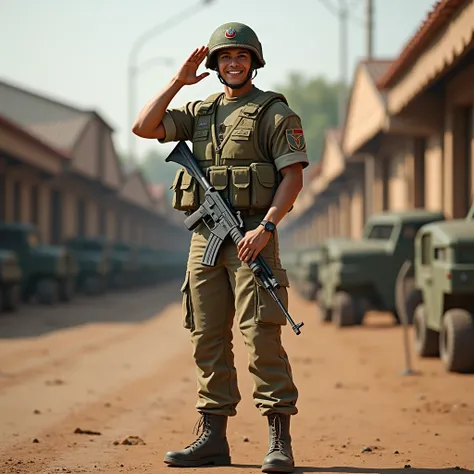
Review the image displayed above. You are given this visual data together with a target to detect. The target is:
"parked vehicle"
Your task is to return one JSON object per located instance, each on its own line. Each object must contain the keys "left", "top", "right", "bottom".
{"left": 65, "top": 237, "right": 110, "bottom": 296}
{"left": 413, "top": 204, "right": 474, "bottom": 373}
{"left": 318, "top": 210, "right": 445, "bottom": 327}
{"left": 0, "top": 223, "right": 77, "bottom": 304}
{"left": 0, "top": 249, "right": 22, "bottom": 312}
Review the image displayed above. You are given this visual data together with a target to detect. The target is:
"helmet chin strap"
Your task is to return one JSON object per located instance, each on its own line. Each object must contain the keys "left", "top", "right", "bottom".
{"left": 217, "top": 69, "right": 258, "bottom": 90}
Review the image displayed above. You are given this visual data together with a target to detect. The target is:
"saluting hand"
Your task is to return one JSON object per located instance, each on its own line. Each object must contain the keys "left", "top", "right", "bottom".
{"left": 237, "top": 227, "right": 271, "bottom": 264}
{"left": 175, "top": 46, "right": 210, "bottom": 85}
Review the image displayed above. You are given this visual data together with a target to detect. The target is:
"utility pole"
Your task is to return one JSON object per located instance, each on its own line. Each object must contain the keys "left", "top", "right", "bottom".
{"left": 127, "top": 0, "right": 215, "bottom": 163}
{"left": 366, "top": 0, "right": 374, "bottom": 59}
{"left": 338, "top": 0, "right": 348, "bottom": 127}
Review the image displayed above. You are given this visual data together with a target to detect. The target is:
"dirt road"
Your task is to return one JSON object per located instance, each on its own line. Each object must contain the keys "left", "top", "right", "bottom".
{"left": 1, "top": 281, "right": 473, "bottom": 474}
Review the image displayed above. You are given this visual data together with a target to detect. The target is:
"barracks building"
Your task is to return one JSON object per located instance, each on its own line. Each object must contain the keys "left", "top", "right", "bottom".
{"left": 281, "top": 0, "right": 474, "bottom": 248}
{"left": 0, "top": 79, "right": 189, "bottom": 253}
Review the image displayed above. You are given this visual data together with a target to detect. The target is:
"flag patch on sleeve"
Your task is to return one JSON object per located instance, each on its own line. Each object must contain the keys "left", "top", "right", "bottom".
{"left": 286, "top": 129, "right": 306, "bottom": 152}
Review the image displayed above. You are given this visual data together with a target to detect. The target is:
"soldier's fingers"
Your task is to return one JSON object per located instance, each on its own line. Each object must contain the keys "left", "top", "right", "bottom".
{"left": 196, "top": 72, "right": 210, "bottom": 82}
{"left": 194, "top": 46, "right": 207, "bottom": 64}
{"left": 186, "top": 48, "right": 200, "bottom": 63}
{"left": 196, "top": 47, "right": 209, "bottom": 63}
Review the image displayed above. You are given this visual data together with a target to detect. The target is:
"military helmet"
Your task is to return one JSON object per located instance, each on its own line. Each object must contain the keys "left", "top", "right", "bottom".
{"left": 205, "top": 22, "right": 265, "bottom": 70}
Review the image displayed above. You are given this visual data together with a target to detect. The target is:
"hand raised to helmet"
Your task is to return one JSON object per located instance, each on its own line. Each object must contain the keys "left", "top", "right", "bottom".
{"left": 175, "top": 46, "right": 210, "bottom": 85}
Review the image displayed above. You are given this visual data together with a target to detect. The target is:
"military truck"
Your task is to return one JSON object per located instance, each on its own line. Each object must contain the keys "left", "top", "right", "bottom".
{"left": 318, "top": 210, "right": 445, "bottom": 327}
{"left": 413, "top": 207, "right": 474, "bottom": 373}
{"left": 0, "top": 249, "right": 22, "bottom": 312}
{"left": 136, "top": 246, "right": 164, "bottom": 285}
{"left": 284, "top": 245, "right": 323, "bottom": 301}
{"left": 65, "top": 237, "right": 111, "bottom": 295}
{"left": 111, "top": 241, "right": 140, "bottom": 288}
{"left": 0, "top": 223, "right": 77, "bottom": 304}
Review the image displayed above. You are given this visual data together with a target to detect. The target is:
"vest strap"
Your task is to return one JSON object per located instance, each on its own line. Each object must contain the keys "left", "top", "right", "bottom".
{"left": 196, "top": 92, "right": 223, "bottom": 115}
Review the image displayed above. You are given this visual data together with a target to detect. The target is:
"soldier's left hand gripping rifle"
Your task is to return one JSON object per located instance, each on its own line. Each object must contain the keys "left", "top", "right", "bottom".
{"left": 165, "top": 141, "right": 304, "bottom": 335}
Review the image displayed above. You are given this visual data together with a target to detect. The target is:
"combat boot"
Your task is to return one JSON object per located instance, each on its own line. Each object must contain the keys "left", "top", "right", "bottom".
{"left": 261, "top": 413, "right": 295, "bottom": 473}
{"left": 163, "top": 413, "right": 231, "bottom": 467}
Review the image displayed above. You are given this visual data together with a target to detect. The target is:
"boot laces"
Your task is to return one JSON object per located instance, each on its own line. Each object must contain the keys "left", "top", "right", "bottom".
{"left": 269, "top": 415, "right": 287, "bottom": 453}
{"left": 185, "top": 414, "right": 211, "bottom": 450}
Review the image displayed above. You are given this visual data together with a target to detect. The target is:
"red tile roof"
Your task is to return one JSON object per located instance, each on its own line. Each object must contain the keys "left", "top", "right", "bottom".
{"left": 377, "top": 0, "right": 468, "bottom": 89}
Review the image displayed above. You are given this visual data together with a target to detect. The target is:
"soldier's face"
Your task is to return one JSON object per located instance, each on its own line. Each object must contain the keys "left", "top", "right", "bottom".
{"left": 217, "top": 48, "right": 252, "bottom": 85}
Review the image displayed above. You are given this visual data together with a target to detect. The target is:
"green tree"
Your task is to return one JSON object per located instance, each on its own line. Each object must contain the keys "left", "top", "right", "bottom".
{"left": 275, "top": 73, "right": 346, "bottom": 162}
{"left": 140, "top": 149, "right": 180, "bottom": 185}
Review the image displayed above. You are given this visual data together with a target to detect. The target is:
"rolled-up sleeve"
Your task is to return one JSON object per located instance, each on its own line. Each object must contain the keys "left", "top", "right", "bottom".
{"left": 271, "top": 114, "right": 309, "bottom": 171}
{"left": 158, "top": 100, "right": 202, "bottom": 143}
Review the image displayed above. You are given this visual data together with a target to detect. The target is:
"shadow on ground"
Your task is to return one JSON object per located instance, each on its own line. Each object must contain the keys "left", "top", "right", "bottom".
{"left": 0, "top": 279, "right": 182, "bottom": 339}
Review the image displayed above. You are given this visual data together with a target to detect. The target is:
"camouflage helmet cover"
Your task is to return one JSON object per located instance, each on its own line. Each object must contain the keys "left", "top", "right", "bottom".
{"left": 205, "top": 22, "right": 265, "bottom": 70}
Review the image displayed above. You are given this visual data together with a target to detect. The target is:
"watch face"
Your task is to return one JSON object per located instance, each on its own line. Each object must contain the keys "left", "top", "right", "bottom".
{"left": 265, "top": 221, "right": 276, "bottom": 232}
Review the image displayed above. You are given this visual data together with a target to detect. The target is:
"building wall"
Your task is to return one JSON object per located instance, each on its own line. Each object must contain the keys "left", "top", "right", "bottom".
{"left": 424, "top": 134, "right": 444, "bottom": 212}
{"left": 350, "top": 181, "right": 364, "bottom": 238}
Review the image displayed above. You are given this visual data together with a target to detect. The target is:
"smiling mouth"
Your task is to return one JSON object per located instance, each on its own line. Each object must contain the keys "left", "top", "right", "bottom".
{"left": 226, "top": 70, "right": 244, "bottom": 76}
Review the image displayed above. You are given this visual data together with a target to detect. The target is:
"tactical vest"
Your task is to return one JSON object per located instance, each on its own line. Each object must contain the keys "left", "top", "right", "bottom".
{"left": 171, "top": 90, "right": 287, "bottom": 213}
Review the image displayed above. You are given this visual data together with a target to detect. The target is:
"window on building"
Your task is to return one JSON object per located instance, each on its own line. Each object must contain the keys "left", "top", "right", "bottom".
{"left": 77, "top": 199, "right": 86, "bottom": 237}
{"left": 13, "top": 182, "right": 21, "bottom": 221}
{"left": 0, "top": 173, "right": 5, "bottom": 221}
{"left": 414, "top": 138, "right": 426, "bottom": 208}
{"left": 98, "top": 207, "right": 106, "bottom": 236}
{"left": 382, "top": 158, "right": 390, "bottom": 211}
{"left": 30, "top": 185, "right": 39, "bottom": 225}
{"left": 116, "top": 213, "right": 122, "bottom": 241}
{"left": 50, "top": 189, "right": 62, "bottom": 244}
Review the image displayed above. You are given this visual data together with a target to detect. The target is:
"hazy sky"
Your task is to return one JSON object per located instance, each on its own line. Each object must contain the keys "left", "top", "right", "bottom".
{"left": 1, "top": 0, "right": 436, "bottom": 160}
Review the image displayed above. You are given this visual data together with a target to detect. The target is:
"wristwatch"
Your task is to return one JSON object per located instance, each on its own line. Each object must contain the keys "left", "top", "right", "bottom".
{"left": 260, "top": 220, "right": 276, "bottom": 233}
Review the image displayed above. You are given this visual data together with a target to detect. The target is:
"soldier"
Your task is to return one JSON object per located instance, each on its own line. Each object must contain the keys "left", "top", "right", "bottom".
{"left": 132, "top": 22, "right": 308, "bottom": 473}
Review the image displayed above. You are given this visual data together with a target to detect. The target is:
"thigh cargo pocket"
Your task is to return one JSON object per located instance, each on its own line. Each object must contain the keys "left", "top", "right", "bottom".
{"left": 181, "top": 271, "right": 195, "bottom": 331}
{"left": 171, "top": 168, "right": 199, "bottom": 211}
{"left": 229, "top": 167, "right": 251, "bottom": 209}
{"left": 254, "top": 267, "right": 289, "bottom": 325}
{"left": 250, "top": 163, "right": 277, "bottom": 210}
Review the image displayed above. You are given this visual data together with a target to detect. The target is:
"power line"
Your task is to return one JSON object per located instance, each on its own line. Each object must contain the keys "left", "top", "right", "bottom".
{"left": 317, "top": 0, "right": 365, "bottom": 28}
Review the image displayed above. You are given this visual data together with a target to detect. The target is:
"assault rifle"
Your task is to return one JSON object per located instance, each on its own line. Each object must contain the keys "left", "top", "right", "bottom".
{"left": 165, "top": 141, "right": 304, "bottom": 335}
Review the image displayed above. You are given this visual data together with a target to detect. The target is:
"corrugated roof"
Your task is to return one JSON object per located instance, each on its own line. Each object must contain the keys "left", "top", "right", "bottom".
{"left": 377, "top": 0, "right": 468, "bottom": 88}
{"left": 0, "top": 79, "right": 102, "bottom": 153}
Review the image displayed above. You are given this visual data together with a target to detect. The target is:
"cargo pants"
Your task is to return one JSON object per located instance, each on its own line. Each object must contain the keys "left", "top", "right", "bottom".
{"left": 180, "top": 214, "right": 298, "bottom": 417}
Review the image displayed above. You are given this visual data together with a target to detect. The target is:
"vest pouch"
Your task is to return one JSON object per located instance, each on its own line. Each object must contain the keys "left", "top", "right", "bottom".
{"left": 209, "top": 166, "right": 229, "bottom": 201}
{"left": 250, "top": 163, "right": 277, "bottom": 210}
{"left": 173, "top": 168, "right": 199, "bottom": 211}
{"left": 171, "top": 168, "right": 184, "bottom": 210}
{"left": 230, "top": 167, "right": 251, "bottom": 209}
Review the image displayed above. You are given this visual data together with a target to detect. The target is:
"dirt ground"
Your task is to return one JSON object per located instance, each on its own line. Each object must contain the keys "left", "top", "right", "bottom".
{"left": 1, "top": 280, "right": 473, "bottom": 474}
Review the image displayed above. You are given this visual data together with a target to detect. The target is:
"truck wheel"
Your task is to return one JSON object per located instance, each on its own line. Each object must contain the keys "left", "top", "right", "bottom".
{"left": 355, "top": 297, "right": 370, "bottom": 325}
{"left": 333, "top": 291, "right": 356, "bottom": 327}
{"left": 316, "top": 289, "right": 332, "bottom": 323}
{"left": 36, "top": 278, "right": 59, "bottom": 305}
{"left": 111, "top": 273, "right": 125, "bottom": 290}
{"left": 2, "top": 284, "right": 21, "bottom": 311}
{"left": 83, "top": 275, "right": 103, "bottom": 296}
{"left": 59, "top": 278, "right": 75, "bottom": 302}
{"left": 440, "top": 309, "right": 474, "bottom": 373}
{"left": 413, "top": 304, "right": 439, "bottom": 357}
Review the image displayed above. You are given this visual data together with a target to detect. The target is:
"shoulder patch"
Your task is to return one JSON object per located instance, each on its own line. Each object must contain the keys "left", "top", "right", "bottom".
{"left": 286, "top": 129, "right": 306, "bottom": 152}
